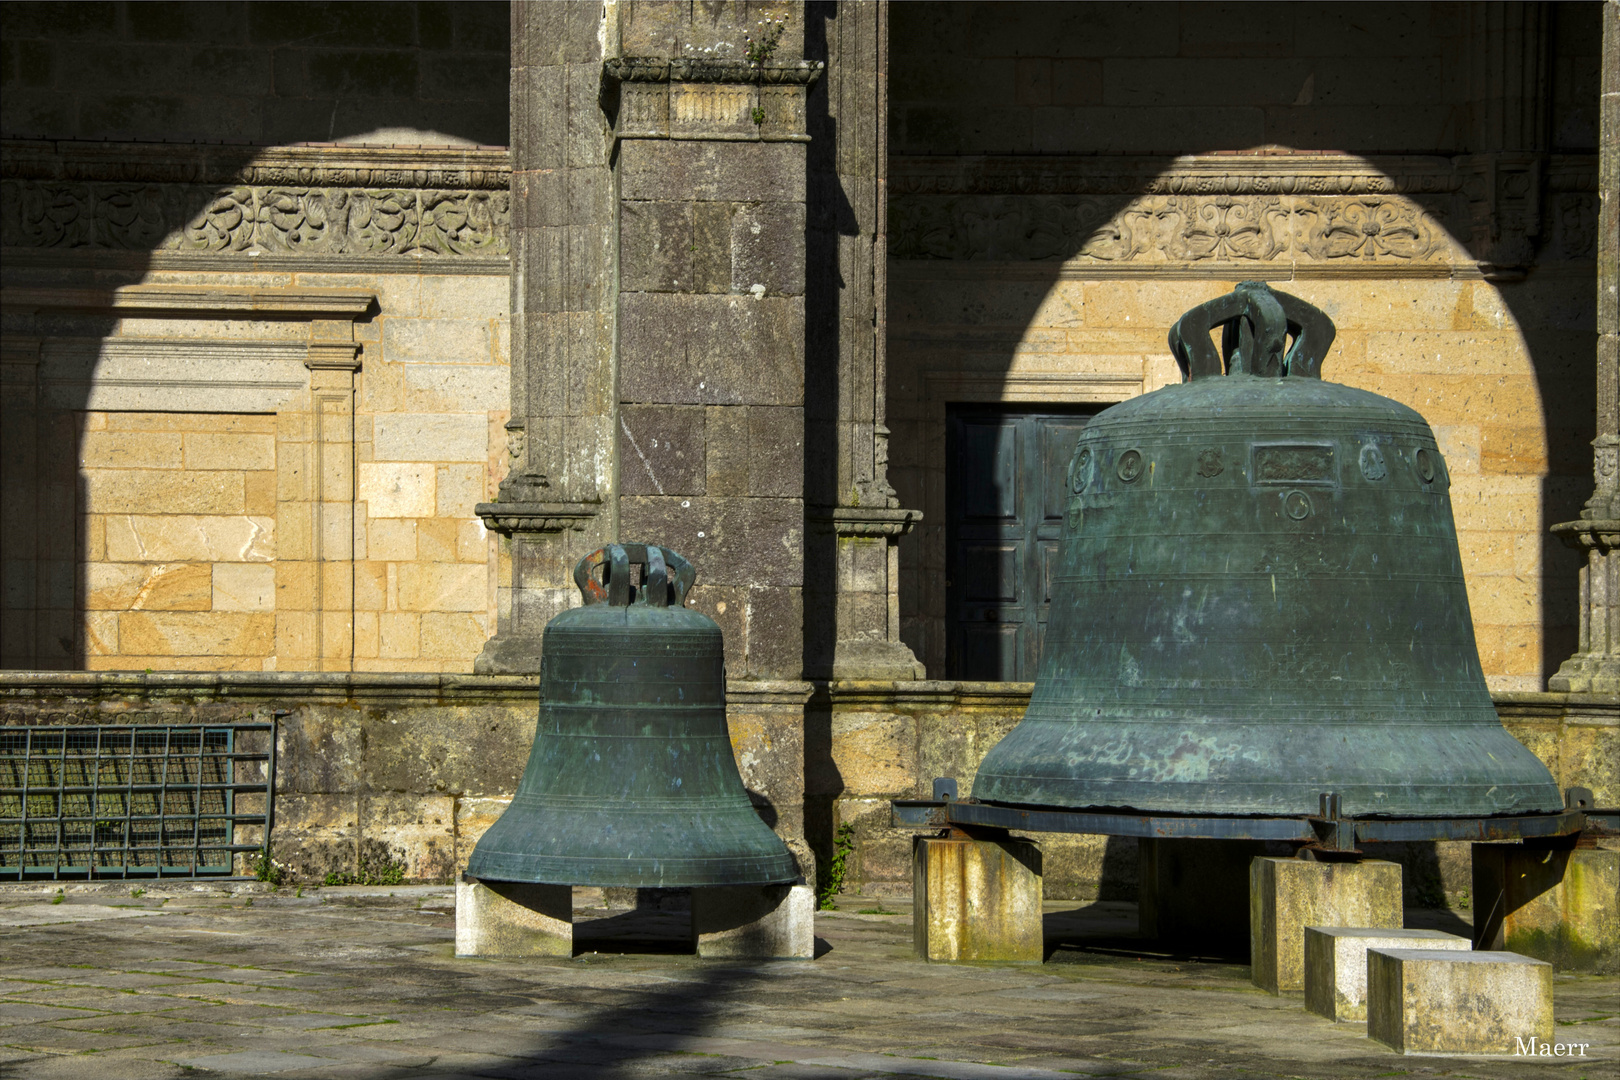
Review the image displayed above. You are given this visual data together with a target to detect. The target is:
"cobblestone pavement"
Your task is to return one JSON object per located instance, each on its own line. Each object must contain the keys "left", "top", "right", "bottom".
{"left": 1, "top": 883, "right": 1614, "bottom": 1080}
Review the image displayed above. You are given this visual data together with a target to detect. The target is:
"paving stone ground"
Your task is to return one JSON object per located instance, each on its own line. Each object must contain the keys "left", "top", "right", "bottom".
{"left": 1, "top": 883, "right": 1614, "bottom": 1079}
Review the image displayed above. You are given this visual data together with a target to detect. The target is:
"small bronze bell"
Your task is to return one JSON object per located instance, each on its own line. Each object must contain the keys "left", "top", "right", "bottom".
{"left": 974, "top": 283, "right": 1563, "bottom": 819}
{"left": 466, "top": 544, "right": 798, "bottom": 886}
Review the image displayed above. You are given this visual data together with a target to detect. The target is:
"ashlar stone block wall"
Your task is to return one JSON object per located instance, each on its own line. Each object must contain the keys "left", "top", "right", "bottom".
{"left": 5, "top": 266, "right": 510, "bottom": 673}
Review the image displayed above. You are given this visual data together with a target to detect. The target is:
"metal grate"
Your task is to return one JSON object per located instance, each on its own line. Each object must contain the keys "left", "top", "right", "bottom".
{"left": 0, "top": 724, "right": 275, "bottom": 880}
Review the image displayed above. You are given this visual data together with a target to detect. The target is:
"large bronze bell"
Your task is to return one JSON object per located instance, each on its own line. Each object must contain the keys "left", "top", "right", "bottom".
{"left": 974, "top": 283, "right": 1563, "bottom": 819}
{"left": 466, "top": 543, "right": 797, "bottom": 886}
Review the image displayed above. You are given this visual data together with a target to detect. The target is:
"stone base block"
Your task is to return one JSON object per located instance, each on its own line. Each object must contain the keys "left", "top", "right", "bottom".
{"left": 692, "top": 883, "right": 814, "bottom": 959}
{"left": 1304, "top": 927, "right": 1470, "bottom": 1022}
{"left": 1139, "top": 839, "right": 1291, "bottom": 957}
{"left": 455, "top": 878, "right": 572, "bottom": 957}
{"left": 1251, "top": 857, "right": 1402, "bottom": 994}
{"left": 1473, "top": 843, "right": 1619, "bottom": 973}
{"left": 913, "top": 834, "right": 1042, "bottom": 963}
{"left": 1368, "top": 948, "right": 1552, "bottom": 1055}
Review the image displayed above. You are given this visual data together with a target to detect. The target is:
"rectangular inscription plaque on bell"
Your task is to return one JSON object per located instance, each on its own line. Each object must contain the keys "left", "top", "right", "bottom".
{"left": 1252, "top": 443, "right": 1335, "bottom": 485}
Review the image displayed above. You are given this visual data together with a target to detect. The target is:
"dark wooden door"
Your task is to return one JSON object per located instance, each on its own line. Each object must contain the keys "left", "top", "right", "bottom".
{"left": 947, "top": 408, "right": 1092, "bottom": 681}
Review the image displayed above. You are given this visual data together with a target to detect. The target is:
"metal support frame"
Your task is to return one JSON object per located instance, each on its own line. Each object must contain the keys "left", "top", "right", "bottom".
{"left": 0, "top": 723, "right": 276, "bottom": 880}
{"left": 892, "top": 780, "right": 1609, "bottom": 850}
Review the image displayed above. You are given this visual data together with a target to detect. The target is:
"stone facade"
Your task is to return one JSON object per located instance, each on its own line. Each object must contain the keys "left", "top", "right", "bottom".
{"left": 2, "top": 1, "right": 1615, "bottom": 901}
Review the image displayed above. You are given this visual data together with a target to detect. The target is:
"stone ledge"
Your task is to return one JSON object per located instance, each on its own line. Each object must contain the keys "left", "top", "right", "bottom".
{"left": 1, "top": 285, "right": 375, "bottom": 317}
{"left": 1, "top": 139, "right": 511, "bottom": 189}
{"left": 0, "top": 671, "right": 820, "bottom": 708}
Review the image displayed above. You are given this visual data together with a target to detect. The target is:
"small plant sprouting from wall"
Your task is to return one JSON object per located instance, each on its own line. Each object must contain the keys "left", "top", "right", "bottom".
{"left": 251, "top": 846, "right": 285, "bottom": 886}
{"left": 745, "top": 17, "right": 785, "bottom": 66}
{"left": 817, "top": 822, "right": 856, "bottom": 910}
{"left": 324, "top": 847, "right": 408, "bottom": 887}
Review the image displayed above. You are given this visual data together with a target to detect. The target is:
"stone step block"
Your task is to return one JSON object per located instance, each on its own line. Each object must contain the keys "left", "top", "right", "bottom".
{"left": 1251, "top": 857, "right": 1403, "bottom": 994}
{"left": 455, "top": 878, "right": 572, "bottom": 957}
{"left": 1304, "top": 926, "right": 1470, "bottom": 1022}
{"left": 693, "top": 883, "right": 814, "bottom": 959}
{"left": 1368, "top": 948, "right": 1552, "bottom": 1055}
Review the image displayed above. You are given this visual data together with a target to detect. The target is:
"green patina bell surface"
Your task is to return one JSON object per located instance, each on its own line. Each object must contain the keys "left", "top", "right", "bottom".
{"left": 466, "top": 543, "right": 797, "bottom": 886}
{"left": 974, "top": 283, "right": 1563, "bottom": 818}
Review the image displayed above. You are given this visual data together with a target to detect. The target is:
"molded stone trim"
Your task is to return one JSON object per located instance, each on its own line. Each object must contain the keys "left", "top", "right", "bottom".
{"left": 1, "top": 139, "right": 510, "bottom": 190}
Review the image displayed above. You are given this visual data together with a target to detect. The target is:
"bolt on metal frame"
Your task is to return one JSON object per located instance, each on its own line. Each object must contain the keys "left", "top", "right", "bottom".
{"left": 0, "top": 723, "right": 275, "bottom": 880}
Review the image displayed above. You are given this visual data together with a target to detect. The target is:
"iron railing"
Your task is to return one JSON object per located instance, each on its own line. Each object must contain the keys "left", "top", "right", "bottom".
{"left": 0, "top": 723, "right": 275, "bottom": 880}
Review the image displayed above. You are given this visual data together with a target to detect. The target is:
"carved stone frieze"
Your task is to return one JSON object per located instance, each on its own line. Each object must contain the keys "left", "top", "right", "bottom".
{"left": 603, "top": 57, "right": 825, "bottom": 85}
{"left": 889, "top": 192, "right": 1466, "bottom": 264}
{"left": 605, "top": 56, "right": 823, "bottom": 143}
{"left": 889, "top": 154, "right": 1598, "bottom": 265}
{"left": 1, "top": 181, "right": 509, "bottom": 256}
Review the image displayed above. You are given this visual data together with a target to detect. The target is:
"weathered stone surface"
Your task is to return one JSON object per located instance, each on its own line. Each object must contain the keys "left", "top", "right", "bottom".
{"left": 619, "top": 497, "right": 804, "bottom": 587}
{"left": 618, "top": 405, "right": 706, "bottom": 496}
{"left": 1304, "top": 927, "right": 1470, "bottom": 1023}
{"left": 621, "top": 199, "right": 693, "bottom": 293}
{"left": 913, "top": 834, "right": 1043, "bottom": 963}
{"left": 456, "top": 879, "right": 573, "bottom": 958}
{"left": 1473, "top": 843, "right": 1620, "bottom": 973}
{"left": 619, "top": 292, "right": 805, "bottom": 406}
{"left": 1368, "top": 948, "right": 1554, "bottom": 1056}
{"left": 1251, "top": 857, "right": 1403, "bottom": 995}
{"left": 620, "top": 141, "right": 807, "bottom": 203}
{"left": 693, "top": 883, "right": 813, "bottom": 959}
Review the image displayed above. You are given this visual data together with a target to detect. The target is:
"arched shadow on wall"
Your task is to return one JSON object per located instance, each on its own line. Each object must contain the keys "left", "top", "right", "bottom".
{"left": 1, "top": 137, "right": 505, "bottom": 673}
{"left": 875, "top": 5, "right": 1598, "bottom": 899}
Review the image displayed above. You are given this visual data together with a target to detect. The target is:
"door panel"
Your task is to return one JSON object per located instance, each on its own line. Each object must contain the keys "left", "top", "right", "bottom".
{"left": 947, "top": 407, "right": 1093, "bottom": 681}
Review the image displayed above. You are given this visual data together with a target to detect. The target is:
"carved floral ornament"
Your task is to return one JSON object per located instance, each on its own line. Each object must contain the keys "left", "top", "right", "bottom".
{"left": 888, "top": 155, "right": 1598, "bottom": 264}
{"left": 888, "top": 192, "right": 1472, "bottom": 263}
{"left": 0, "top": 181, "right": 509, "bottom": 256}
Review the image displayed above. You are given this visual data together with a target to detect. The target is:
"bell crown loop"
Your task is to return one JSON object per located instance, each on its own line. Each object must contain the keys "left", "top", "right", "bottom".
{"left": 573, "top": 543, "right": 696, "bottom": 608}
{"left": 1168, "top": 281, "right": 1337, "bottom": 382}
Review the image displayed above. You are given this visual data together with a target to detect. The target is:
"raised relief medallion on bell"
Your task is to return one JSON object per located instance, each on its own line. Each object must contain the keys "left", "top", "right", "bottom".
{"left": 466, "top": 543, "right": 798, "bottom": 886}
{"left": 973, "top": 283, "right": 1562, "bottom": 818}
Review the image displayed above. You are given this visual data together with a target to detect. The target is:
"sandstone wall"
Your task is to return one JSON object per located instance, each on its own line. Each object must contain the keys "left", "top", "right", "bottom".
{"left": 4, "top": 263, "right": 510, "bottom": 673}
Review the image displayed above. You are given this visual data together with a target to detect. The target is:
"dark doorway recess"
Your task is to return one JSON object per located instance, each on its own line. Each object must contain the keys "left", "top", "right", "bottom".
{"left": 946, "top": 407, "right": 1094, "bottom": 681}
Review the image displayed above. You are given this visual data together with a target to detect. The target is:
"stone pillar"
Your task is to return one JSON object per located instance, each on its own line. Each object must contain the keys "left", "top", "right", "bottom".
{"left": 608, "top": 4, "right": 820, "bottom": 682}
{"left": 305, "top": 323, "right": 361, "bottom": 672}
{"left": 1549, "top": 0, "right": 1620, "bottom": 694}
{"left": 476, "top": 1, "right": 616, "bottom": 674}
{"left": 913, "top": 832, "right": 1043, "bottom": 963}
{"left": 1456, "top": 0, "right": 1550, "bottom": 278}
{"left": 1473, "top": 841, "right": 1620, "bottom": 973}
{"left": 1249, "top": 856, "right": 1403, "bottom": 995}
{"left": 805, "top": 1, "right": 924, "bottom": 680}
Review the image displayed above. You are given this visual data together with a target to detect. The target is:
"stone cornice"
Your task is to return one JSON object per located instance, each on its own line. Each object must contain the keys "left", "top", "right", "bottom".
{"left": 1551, "top": 518, "right": 1620, "bottom": 551}
{"left": 809, "top": 506, "right": 922, "bottom": 537}
{"left": 603, "top": 57, "right": 824, "bottom": 85}
{"left": 0, "top": 285, "right": 375, "bottom": 317}
{"left": 474, "top": 501, "right": 598, "bottom": 536}
{"left": 1, "top": 139, "right": 510, "bottom": 190}
{"left": 889, "top": 153, "right": 1598, "bottom": 197}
